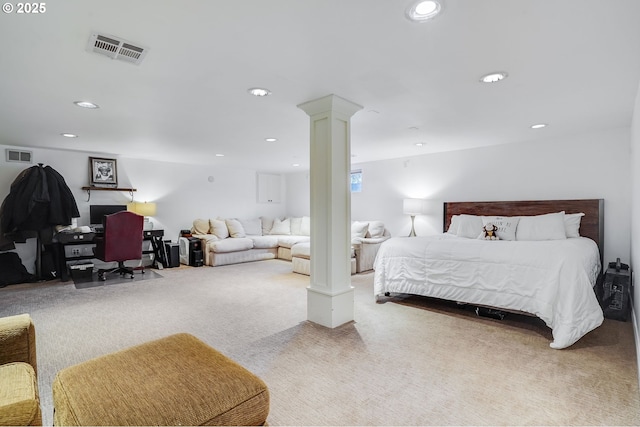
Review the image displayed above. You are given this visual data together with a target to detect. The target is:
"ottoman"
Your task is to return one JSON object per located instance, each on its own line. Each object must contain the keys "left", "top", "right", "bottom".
{"left": 52, "top": 333, "right": 269, "bottom": 426}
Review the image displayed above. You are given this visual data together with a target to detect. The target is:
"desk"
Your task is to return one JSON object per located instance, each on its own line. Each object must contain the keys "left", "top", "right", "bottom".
{"left": 55, "top": 230, "right": 164, "bottom": 281}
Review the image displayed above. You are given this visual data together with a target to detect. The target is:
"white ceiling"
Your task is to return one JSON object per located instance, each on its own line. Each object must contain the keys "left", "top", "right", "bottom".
{"left": 1, "top": 0, "right": 639, "bottom": 173}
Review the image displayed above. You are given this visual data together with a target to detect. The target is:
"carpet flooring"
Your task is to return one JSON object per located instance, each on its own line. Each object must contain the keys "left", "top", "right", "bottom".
{"left": 1, "top": 260, "right": 638, "bottom": 426}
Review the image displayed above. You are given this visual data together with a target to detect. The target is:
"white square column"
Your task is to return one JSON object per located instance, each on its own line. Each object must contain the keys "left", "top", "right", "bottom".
{"left": 298, "top": 94, "right": 362, "bottom": 328}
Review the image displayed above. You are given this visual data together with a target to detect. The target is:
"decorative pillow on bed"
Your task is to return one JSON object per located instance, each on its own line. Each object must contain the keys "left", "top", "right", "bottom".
{"left": 564, "top": 212, "right": 585, "bottom": 238}
{"left": 447, "top": 215, "right": 460, "bottom": 234}
{"left": 515, "top": 212, "right": 566, "bottom": 241}
{"left": 454, "top": 215, "right": 484, "bottom": 239}
{"left": 481, "top": 216, "right": 519, "bottom": 241}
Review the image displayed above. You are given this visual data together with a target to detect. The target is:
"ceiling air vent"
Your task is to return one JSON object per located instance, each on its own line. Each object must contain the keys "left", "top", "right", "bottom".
{"left": 86, "top": 33, "right": 148, "bottom": 65}
{"left": 5, "top": 149, "right": 33, "bottom": 164}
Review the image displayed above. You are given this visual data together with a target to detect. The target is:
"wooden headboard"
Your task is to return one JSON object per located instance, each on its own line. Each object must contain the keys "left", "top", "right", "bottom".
{"left": 443, "top": 199, "right": 604, "bottom": 263}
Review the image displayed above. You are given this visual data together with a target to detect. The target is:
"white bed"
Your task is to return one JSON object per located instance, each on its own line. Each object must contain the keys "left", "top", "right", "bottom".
{"left": 373, "top": 199, "right": 605, "bottom": 349}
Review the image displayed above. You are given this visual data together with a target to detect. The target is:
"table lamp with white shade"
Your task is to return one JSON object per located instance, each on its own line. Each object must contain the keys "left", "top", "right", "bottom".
{"left": 403, "top": 198, "right": 427, "bottom": 237}
{"left": 127, "top": 201, "right": 157, "bottom": 230}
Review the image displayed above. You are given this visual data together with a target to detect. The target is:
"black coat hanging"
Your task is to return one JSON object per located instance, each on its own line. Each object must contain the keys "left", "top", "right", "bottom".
{"left": 0, "top": 163, "right": 80, "bottom": 278}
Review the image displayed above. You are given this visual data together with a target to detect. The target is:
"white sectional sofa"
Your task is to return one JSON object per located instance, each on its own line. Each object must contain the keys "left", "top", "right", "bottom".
{"left": 291, "top": 220, "right": 391, "bottom": 274}
{"left": 191, "top": 216, "right": 310, "bottom": 267}
{"left": 190, "top": 216, "right": 390, "bottom": 272}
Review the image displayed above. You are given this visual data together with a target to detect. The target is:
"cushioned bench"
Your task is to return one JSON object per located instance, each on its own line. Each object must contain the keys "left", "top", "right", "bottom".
{"left": 52, "top": 333, "right": 269, "bottom": 426}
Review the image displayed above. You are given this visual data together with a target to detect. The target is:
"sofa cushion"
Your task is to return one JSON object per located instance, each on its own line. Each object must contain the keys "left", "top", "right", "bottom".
{"left": 290, "top": 217, "right": 302, "bottom": 235}
{"left": 301, "top": 216, "right": 311, "bottom": 236}
{"left": 270, "top": 218, "right": 291, "bottom": 235}
{"left": 210, "top": 238, "right": 253, "bottom": 253}
{"left": 250, "top": 236, "right": 279, "bottom": 249}
{"left": 291, "top": 242, "right": 354, "bottom": 259}
{"left": 351, "top": 221, "right": 369, "bottom": 238}
{"left": 366, "top": 221, "right": 385, "bottom": 238}
{"left": 239, "top": 218, "right": 262, "bottom": 236}
{"left": 225, "top": 219, "right": 246, "bottom": 238}
{"left": 192, "top": 218, "right": 210, "bottom": 235}
{"left": 291, "top": 242, "right": 311, "bottom": 259}
{"left": 210, "top": 219, "right": 229, "bottom": 239}
{"left": 0, "top": 362, "right": 41, "bottom": 427}
{"left": 260, "top": 217, "right": 275, "bottom": 235}
{"left": 276, "top": 236, "right": 310, "bottom": 249}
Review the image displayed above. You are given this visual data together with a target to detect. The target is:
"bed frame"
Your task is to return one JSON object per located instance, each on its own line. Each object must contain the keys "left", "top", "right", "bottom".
{"left": 443, "top": 199, "right": 604, "bottom": 266}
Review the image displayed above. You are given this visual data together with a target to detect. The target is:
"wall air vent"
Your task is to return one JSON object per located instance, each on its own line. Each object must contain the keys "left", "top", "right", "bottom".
{"left": 5, "top": 149, "right": 33, "bottom": 164}
{"left": 86, "top": 33, "right": 148, "bottom": 65}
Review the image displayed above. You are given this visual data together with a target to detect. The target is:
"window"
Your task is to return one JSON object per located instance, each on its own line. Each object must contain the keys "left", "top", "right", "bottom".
{"left": 350, "top": 170, "right": 362, "bottom": 192}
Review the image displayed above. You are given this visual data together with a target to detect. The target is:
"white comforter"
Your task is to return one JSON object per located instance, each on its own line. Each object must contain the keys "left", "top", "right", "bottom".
{"left": 373, "top": 234, "right": 603, "bottom": 349}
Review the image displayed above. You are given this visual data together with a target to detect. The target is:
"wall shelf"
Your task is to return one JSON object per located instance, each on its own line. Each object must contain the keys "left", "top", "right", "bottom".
{"left": 82, "top": 186, "right": 137, "bottom": 202}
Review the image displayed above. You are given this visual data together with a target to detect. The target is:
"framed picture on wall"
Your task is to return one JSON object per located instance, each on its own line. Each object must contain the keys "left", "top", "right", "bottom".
{"left": 89, "top": 157, "right": 118, "bottom": 187}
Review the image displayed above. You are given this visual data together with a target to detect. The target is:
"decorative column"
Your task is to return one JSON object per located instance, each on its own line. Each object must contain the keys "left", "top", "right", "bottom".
{"left": 297, "top": 94, "right": 362, "bottom": 328}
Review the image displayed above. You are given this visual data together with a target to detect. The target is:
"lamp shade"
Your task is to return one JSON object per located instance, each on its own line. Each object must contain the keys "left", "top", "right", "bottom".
{"left": 403, "top": 198, "right": 426, "bottom": 215}
{"left": 127, "top": 202, "right": 157, "bottom": 217}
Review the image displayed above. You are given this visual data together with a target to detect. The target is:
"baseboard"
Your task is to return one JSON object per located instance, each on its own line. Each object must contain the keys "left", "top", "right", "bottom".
{"left": 632, "top": 306, "right": 640, "bottom": 391}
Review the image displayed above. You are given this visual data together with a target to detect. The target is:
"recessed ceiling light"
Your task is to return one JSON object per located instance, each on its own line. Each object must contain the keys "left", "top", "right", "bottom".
{"left": 531, "top": 123, "right": 547, "bottom": 129}
{"left": 61, "top": 133, "right": 78, "bottom": 138}
{"left": 247, "top": 87, "right": 271, "bottom": 97}
{"left": 479, "top": 72, "right": 508, "bottom": 83}
{"left": 73, "top": 101, "right": 99, "bottom": 109}
{"left": 415, "top": 142, "right": 425, "bottom": 147}
{"left": 406, "top": 0, "right": 442, "bottom": 22}
{"left": 292, "top": 163, "right": 300, "bottom": 167}
{"left": 215, "top": 154, "right": 224, "bottom": 157}
{"left": 265, "top": 138, "right": 277, "bottom": 142}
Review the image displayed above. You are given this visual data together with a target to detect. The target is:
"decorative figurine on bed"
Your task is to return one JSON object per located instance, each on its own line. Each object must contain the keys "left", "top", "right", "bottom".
{"left": 481, "top": 222, "right": 500, "bottom": 240}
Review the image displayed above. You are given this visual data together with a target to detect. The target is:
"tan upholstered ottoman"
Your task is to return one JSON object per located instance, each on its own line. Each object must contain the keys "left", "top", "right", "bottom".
{"left": 52, "top": 333, "right": 269, "bottom": 426}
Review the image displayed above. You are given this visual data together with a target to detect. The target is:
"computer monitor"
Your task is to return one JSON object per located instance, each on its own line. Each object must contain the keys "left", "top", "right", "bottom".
{"left": 89, "top": 205, "right": 127, "bottom": 225}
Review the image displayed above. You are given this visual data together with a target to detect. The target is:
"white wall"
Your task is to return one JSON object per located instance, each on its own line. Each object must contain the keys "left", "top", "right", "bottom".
{"left": 0, "top": 145, "right": 287, "bottom": 273}
{"left": 286, "top": 127, "right": 631, "bottom": 265}
{"left": 629, "top": 78, "right": 640, "bottom": 376}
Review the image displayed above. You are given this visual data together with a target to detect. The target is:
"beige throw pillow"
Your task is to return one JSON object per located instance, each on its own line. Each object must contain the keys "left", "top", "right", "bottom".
{"left": 210, "top": 219, "right": 229, "bottom": 239}
{"left": 192, "top": 218, "right": 210, "bottom": 235}
{"left": 225, "top": 219, "right": 246, "bottom": 238}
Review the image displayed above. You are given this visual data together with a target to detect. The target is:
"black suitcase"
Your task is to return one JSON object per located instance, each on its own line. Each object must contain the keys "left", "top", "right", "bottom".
{"left": 600, "top": 259, "right": 631, "bottom": 321}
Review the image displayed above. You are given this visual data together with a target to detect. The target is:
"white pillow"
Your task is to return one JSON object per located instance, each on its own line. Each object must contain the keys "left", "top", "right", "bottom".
{"left": 564, "top": 212, "right": 585, "bottom": 238}
{"left": 301, "top": 216, "right": 311, "bottom": 236}
{"left": 482, "top": 216, "right": 520, "bottom": 241}
{"left": 290, "top": 217, "right": 303, "bottom": 235}
{"left": 238, "top": 218, "right": 262, "bottom": 236}
{"left": 456, "top": 215, "right": 484, "bottom": 239}
{"left": 260, "top": 216, "right": 274, "bottom": 235}
{"left": 210, "top": 218, "right": 229, "bottom": 239}
{"left": 351, "top": 221, "right": 369, "bottom": 238}
{"left": 366, "top": 221, "right": 385, "bottom": 238}
{"left": 447, "top": 215, "right": 460, "bottom": 234}
{"left": 270, "top": 218, "right": 291, "bottom": 235}
{"left": 515, "top": 212, "right": 566, "bottom": 241}
{"left": 225, "top": 218, "right": 246, "bottom": 238}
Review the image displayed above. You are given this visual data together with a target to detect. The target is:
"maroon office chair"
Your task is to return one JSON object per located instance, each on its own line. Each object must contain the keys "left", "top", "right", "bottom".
{"left": 93, "top": 211, "right": 144, "bottom": 281}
